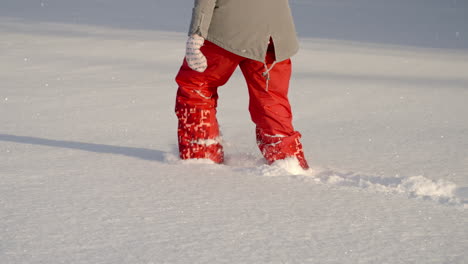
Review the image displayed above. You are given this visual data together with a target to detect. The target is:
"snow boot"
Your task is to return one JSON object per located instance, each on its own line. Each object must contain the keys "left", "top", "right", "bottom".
{"left": 176, "top": 106, "right": 224, "bottom": 163}
{"left": 256, "top": 129, "right": 309, "bottom": 169}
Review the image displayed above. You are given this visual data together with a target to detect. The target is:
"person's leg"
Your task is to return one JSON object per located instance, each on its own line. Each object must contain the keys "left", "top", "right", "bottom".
{"left": 175, "top": 41, "right": 240, "bottom": 163}
{"left": 239, "top": 43, "right": 309, "bottom": 169}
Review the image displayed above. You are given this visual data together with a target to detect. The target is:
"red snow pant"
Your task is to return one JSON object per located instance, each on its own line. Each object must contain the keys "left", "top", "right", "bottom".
{"left": 175, "top": 40, "right": 309, "bottom": 169}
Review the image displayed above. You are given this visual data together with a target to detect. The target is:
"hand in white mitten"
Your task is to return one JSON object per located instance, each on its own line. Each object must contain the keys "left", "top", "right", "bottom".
{"left": 185, "top": 34, "right": 208, "bottom": 73}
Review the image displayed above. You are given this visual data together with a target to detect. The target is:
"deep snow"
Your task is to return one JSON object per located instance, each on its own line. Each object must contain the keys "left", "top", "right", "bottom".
{"left": 1, "top": 1, "right": 468, "bottom": 263}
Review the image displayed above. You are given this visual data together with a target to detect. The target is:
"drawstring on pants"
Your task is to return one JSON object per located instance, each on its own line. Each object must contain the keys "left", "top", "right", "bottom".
{"left": 262, "top": 61, "right": 277, "bottom": 91}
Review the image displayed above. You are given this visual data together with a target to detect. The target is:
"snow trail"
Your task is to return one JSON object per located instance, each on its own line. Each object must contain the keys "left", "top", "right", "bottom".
{"left": 164, "top": 151, "right": 468, "bottom": 207}
{"left": 308, "top": 168, "right": 466, "bottom": 207}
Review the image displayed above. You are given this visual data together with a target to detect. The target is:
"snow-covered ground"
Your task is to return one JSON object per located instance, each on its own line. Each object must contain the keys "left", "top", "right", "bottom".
{"left": 1, "top": 1, "right": 467, "bottom": 263}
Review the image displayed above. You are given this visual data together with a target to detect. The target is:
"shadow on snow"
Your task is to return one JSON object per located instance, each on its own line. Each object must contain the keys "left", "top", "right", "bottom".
{"left": 0, "top": 134, "right": 166, "bottom": 162}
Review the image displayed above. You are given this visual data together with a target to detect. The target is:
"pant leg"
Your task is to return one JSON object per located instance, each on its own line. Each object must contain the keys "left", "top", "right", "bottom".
{"left": 175, "top": 41, "right": 241, "bottom": 163}
{"left": 239, "top": 44, "right": 309, "bottom": 169}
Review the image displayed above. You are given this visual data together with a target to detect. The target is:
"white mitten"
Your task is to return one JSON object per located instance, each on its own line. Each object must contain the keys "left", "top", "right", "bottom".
{"left": 185, "top": 34, "right": 208, "bottom": 73}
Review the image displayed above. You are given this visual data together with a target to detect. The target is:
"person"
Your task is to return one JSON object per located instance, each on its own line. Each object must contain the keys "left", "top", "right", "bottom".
{"left": 174, "top": 0, "right": 309, "bottom": 169}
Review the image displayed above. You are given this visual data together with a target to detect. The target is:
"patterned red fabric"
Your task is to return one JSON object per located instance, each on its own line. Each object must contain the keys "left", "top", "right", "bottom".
{"left": 175, "top": 40, "right": 309, "bottom": 169}
{"left": 256, "top": 129, "right": 309, "bottom": 169}
{"left": 175, "top": 107, "right": 224, "bottom": 163}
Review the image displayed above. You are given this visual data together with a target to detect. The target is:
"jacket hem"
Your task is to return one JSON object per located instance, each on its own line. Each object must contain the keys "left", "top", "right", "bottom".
{"left": 205, "top": 36, "right": 298, "bottom": 63}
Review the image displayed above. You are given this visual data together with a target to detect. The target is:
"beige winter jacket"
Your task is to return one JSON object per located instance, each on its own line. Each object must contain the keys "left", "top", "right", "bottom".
{"left": 189, "top": 0, "right": 299, "bottom": 62}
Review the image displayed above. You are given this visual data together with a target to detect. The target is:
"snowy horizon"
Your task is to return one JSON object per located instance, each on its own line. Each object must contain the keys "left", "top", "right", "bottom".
{"left": 1, "top": 0, "right": 467, "bottom": 49}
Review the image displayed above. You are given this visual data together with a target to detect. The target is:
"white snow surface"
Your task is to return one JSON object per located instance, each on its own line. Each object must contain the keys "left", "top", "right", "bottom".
{"left": 1, "top": 1, "right": 468, "bottom": 263}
